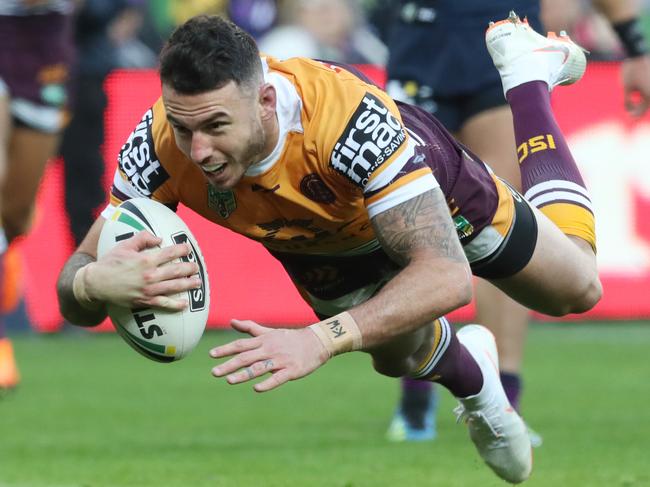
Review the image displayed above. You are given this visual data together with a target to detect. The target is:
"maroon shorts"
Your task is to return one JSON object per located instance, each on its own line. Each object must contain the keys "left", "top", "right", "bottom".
{"left": 399, "top": 101, "right": 538, "bottom": 279}
{"left": 0, "top": 13, "right": 74, "bottom": 132}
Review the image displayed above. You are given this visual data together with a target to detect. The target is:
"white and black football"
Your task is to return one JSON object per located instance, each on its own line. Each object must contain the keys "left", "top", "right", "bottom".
{"left": 97, "top": 198, "right": 210, "bottom": 362}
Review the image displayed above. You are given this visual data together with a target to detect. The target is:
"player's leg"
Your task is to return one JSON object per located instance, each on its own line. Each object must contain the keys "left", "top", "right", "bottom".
{"left": 458, "top": 104, "right": 541, "bottom": 445}
{"left": 370, "top": 318, "right": 532, "bottom": 483}
{"left": 386, "top": 376, "right": 438, "bottom": 442}
{"left": 383, "top": 92, "right": 465, "bottom": 444}
{"left": 481, "top": 13, "right": 601, "bottom": 314}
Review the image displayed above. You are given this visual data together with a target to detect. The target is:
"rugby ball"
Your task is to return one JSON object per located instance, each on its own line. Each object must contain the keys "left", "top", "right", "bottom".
{"left": 97, "top": 198, "right": 210, "bottom": 362}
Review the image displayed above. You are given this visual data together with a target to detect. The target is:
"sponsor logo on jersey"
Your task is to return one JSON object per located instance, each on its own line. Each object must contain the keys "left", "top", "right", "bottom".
{"left": 172, "top": 232, "right": 207, "bottom": 312}
{"left": 207, "top": 185, "right": 237, "bottom": 219}
{"left": 300, "top": 174, "right": 336, "bottom": 204}
{"left": 330, "top": 93, "right": 407, "bottom": 188}
{"left": 118, "top": 109, "right": 169, "bottom": 196}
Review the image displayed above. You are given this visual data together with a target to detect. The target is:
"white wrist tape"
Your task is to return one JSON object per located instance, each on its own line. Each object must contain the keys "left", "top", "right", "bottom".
{"left": 72, "top": 265, "right": 102, "bottom": 310}
{"left": 308, "top": 312, "right": 363, "bottom": 357}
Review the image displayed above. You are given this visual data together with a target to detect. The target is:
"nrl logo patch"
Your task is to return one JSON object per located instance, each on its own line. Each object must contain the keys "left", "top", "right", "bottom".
{"left": 207, "top": 186, "right": 237, "bottom": 219}
{"left": 453, "top": 215, "right": 474, "bottom": 240}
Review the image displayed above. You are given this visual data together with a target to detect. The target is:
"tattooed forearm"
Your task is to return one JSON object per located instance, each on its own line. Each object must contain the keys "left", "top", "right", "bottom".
{"left": 57, "top": 252, "right": 107, "bottom": 326}
{"left": 372, "top": 189, "right": 467, "bottom": 266}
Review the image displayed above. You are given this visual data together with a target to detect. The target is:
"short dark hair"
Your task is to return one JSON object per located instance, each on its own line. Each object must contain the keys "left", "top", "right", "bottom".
{"left": 159, "top": 15, "right": 263, "bottom": 95}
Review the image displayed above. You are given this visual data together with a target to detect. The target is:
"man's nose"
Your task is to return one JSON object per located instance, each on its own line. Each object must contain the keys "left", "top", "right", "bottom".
{"left": 190, "top": 131, "right": 212, "bottom": 163}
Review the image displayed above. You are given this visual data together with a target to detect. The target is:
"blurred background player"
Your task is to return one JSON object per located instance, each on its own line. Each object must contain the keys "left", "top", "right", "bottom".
{"left": 371, "top": 0, "right": 650, "bottom": 443}
{"left": 0, "top": 0, "right": 76, "bottom": 392}
{"left": 61, "top": 0, "right": 154, "bottom": 247}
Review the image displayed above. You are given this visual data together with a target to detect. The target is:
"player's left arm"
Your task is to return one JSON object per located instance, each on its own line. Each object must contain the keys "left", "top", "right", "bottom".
{"left": 592, "top": 0, "right": 650, "bottom": 116}
{"left": 209, "top": 188, "right": 473, "bottom": 392}
{"left": 349, "top": 187, "right": 472, "bottom": 346}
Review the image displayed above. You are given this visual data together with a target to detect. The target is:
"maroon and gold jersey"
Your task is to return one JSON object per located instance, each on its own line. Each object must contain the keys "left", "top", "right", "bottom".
{"left": 104, "top": 57, "right": 506, "bottom": 316}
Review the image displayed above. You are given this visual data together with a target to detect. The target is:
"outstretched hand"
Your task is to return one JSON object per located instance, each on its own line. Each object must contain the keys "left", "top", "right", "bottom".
{"left": 86, "top": 231, "right": 201, "bottom": 310}
{"left": 210, "top": 319, "right": 330, "bottom": 392}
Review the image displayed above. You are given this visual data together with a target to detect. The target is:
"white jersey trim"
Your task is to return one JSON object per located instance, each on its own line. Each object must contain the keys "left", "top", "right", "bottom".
{"left": 366, "top": 173, "right": 439, "bottom": 219}
{"left": 463, "top": 225, "right": 507, "bottom": 263}
{"left": 364, "top": 136, "right": 417, "bottom": 193}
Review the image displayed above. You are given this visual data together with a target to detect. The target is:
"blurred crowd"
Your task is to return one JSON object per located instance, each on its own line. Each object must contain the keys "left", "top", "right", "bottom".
{"left": 137, "top": 0, "right": 650, "bottom": 65}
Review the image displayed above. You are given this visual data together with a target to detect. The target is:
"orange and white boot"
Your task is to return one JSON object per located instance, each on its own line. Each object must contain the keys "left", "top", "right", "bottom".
{"left": 486, "top": 11, "right": 587, "bottom": 97}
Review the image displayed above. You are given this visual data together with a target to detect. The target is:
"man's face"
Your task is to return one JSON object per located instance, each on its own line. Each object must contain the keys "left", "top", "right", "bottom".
{"left": 162, "top": 81, "right": 267, "bottom": 190}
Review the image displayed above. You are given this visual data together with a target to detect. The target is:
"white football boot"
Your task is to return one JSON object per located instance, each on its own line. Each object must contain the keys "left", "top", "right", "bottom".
{"left": 486, "top": 11, "right": 587, "bottom": 97}
{"left": 454, "top": 325, "right": 532, "bottom": 484}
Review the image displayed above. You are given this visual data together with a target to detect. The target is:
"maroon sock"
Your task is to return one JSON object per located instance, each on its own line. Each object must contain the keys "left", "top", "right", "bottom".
{"left": 431, "top": 333, "right": 483, "bottom": 398}
{"left": 507, "top": 81, "right": 588, "bottom": 196}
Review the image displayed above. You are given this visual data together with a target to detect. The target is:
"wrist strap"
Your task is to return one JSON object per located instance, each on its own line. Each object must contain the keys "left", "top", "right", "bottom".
{"left": 613, "top": 18, "right": 649, "bottom": 58}
{"left": 72, "top": 265, "right": 102, "bottom": 311}
{"left": 308, "top": 312, "right": 363, "bottom": 357}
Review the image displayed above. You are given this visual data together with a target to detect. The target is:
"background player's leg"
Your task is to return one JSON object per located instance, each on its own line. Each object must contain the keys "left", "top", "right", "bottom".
{"left": 2, "top": 127, "right": 60, "bottom": 243}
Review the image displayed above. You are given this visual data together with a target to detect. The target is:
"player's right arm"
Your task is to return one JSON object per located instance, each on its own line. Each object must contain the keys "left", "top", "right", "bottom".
{"left": 56, "top": 217, "right": 201, "bottom": 326}
{"left": 56, "top": 102, "right": 201, "bottom": 327}
{"left": 56, "top": 217, "right": 109, "bottom": 326}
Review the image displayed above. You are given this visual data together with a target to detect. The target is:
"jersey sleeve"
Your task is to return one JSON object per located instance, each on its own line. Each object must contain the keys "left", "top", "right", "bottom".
{"left": 301, "top": 61, "right": 440, "bottom": 219}
{"left": 101, "top": 99, "right": 179, "bottom": 220}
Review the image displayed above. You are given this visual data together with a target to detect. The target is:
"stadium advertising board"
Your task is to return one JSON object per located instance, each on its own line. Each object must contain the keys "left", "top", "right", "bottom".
{"left": 15, "top": 64, "right": 650, "bottom": 331}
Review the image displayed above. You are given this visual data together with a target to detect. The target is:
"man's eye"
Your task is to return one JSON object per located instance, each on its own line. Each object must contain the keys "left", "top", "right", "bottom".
{"left": 208, "top": 122, "right": 226, "bottom": 131}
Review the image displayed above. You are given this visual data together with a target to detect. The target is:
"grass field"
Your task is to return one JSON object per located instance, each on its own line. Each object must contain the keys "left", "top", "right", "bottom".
{"left": 1, "top": 321, "right": 649, "bottom": 487}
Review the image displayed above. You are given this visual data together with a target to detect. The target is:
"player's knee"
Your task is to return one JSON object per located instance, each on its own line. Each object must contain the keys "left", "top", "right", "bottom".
{"left": 570, "top": 274, "right": 602, "bottom": 314}
{"left": 545, "top": 273, "right": 602, "bottom": 316}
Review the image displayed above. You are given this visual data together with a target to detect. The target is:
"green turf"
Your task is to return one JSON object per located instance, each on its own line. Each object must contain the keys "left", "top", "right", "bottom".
{"left": 1, "top": 322, "right": 649, "bottom": 487}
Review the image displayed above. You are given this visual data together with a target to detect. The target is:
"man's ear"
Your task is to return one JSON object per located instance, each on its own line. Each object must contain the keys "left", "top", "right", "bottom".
{"left": 258, "top": 83, "right": 277, "bottom": 121}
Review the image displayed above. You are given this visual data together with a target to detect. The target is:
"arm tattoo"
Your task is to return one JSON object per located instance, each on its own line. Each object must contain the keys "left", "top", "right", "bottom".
{"left": 57, "top": 252, "right": 107, "bottom": 326}
{"left": 372, "top": 189, "right": 467, "bottom": 266}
